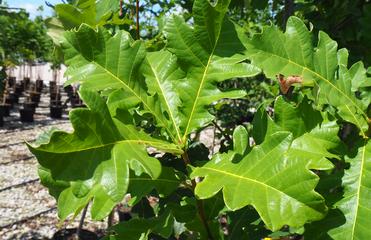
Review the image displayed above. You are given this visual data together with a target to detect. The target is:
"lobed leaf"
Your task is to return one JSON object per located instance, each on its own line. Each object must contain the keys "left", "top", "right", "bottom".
{"left": 192, "top": 97, "right": 342, "bottom": 231}
{"left": 305, "top": 140, "right": 371, "bottom": 239}
{"left": 164, "top": 0, "right": 260, "bottom": 142}
{"left": 244, "top": 16, "right": 370, "bottom": 137}
{"left": 107, "top": 210, "right": 175, "bottom": 240}
{"left": 62, "top": 24, "right": 185, "bottom": 143}
{"left": 28, "top": 90, "right": 178, "bottom": 220}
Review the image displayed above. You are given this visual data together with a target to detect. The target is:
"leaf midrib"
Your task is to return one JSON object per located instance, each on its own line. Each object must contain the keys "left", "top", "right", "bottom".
{"left": 182, "top": 53, "right": 214, "bottom": 141}
{"left": 33, "top": 139, "right": 182, "bottom": 154}
{"left": 253, "top": 50, "right": 367, "bottom": 128}
{"left": 147, "top": 60, "right": 182, "bottom": 143}
{"left": 350, "top": 142, "right": 367, "bottom": 239}
{"left": 69, "top": 33, "right": 178, "bottom": 143}
{"left": 91, "top": 60, "right": 178, "bottom": 142}
{"left": 130, "top": 178, "right": 179, "bottom": 184}
{"left": 201, "top": 166, "right": 321, "bottom": 213}
{"left": 182, "top": 23, "right": 222, "bottom": 141}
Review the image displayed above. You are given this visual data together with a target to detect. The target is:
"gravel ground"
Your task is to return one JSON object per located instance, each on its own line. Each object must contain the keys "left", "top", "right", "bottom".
{"left": 0, "top": 90, "right": 107, "bottom": 240}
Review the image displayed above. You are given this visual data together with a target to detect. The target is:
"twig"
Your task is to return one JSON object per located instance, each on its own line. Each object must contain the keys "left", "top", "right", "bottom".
{"left": 76, "top": 203, "right": 89, "bottom": 239}
{"left": 107, "top": 209, "right": 114, "bottom": 228}
{"left": 0, "top": 6, "right": 25, "bottom": 10}
{"left": 136, "top": 0, "right": 140, "bottom": 39}
{"left": 282, "top": 0, "right": 294, "bottom": 29}
{"left": 181, "top": 152, "right": 214, "bottom": 240}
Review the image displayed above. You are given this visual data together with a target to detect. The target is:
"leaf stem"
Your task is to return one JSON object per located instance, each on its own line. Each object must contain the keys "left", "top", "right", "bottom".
{"left": 181, "top": 152, "right": 214, "bottom": 240}
{"left": 181, "top": 151, "right": 191, "bottom": 166}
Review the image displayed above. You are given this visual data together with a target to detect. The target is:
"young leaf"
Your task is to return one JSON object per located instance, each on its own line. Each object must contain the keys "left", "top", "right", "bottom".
{"left": 141, "top": 50, "right": 184, "bottom": 144}
{"left": 54, "top": 0, "right": 116, "bottom": 30}
{"left": 163, "top": 0, "right": 260, "bottom": 142}
{"left": 192, "top": 131, "right": 328, "bottom": 231}
{"left": 244, "top": 16, "right": 369, "bottom": 137}
{"left": 27, "top": 90, "right": 177, "bottom": 221}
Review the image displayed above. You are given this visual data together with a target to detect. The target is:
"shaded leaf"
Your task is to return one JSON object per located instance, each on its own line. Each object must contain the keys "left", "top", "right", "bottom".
{"left": 108, "top": 210, "right": 175, "bottom": 240}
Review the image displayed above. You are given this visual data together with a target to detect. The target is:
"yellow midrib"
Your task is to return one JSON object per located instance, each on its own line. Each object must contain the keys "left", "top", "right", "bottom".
{"left": 91, "top": 60, "right": 178, "bottom": 143}
{"left": 35, "top": 139, "right": 182, "bottom": 154}
{"left": 181, "top": 21, "right": 222, "bottom": 141}
{"left": 254, "top": 50, "right": 367, "bottom": 126}
{"left": 148, "top": 61, "right": 182, "bottom": 144}
{"left": 200, "top": 166, "right": 323, "bottom": 214}
{"left": 350, "top": 142, "right": 367, "bottom": 239}
{"left": 182, "top": 53, "right": 214, "bottom": 142}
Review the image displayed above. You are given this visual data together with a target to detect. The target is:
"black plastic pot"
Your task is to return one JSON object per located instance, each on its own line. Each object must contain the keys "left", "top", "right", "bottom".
{"left": 36, "top": 79, "right": 44, "bottom": 92}
{"left": 50, "top": 100, "right": 62, "bottom": 106}
{"left": 52, "top": 228, "right": 98, "bottom": 240}
{"left": 23, "top": 102, "right": 36, "bottom": 113}
{"left": 15, "top": 83, "right": 24, "bottom": 95}
{"left": 0, "top": 107, "right": 4, "bottom": 127}
{"left": 20, "top": 107, "right": 34, "bottom": 122}
{"left": 0, "top": 104, "right": 11, "bottom": 117}
{"left": 0, "top": 112, "right": 3, "bottom": 127}
{"left": 12, "top": 93, "right": 19, "bottom": 104}
{"left": 23, "top": 77, "right": 30, "bottom": 89}
{"left": 5, "top": 96, "right": 15, "bottom": 108}
{"left": 6, "top": 93, "right": 18, "bottom": 107}
{"left": 64, "top": 85, "right": 73, "bottom": 94}
{"left": 29, "top": 92, "right": 41, "bottom": 104}
{"left": 71, "top": 96, "right": 86, "bottom": 108}
{"left": 50, "top": 105, "right": 63, "bottom": 119}
{"left": 49, "top": 81, "right": 57, "bottom": 92}
{"left": 72, "top": 103, "right": 86, "bottom": 109}
{"left": 50, "top": 92, "right": 61, "bottom": 101}
{"left": 8, "top": 76, "right": 16, "bottom": 87}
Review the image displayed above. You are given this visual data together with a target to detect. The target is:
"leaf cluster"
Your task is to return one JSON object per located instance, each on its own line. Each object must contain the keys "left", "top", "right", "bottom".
{"left": 29, "top": 0, "right": 370, "bottom": 239}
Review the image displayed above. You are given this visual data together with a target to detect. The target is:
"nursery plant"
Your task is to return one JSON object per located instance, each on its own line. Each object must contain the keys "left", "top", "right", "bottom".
{"left": 28, "top": 0, "right": 370, "bottom": 239}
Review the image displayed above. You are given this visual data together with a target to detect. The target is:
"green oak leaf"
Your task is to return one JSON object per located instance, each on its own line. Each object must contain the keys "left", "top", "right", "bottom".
{"left": 252, "top": 97, "right": 341, "bottom": 169}
{"left": 62, "top": 24, "right": 184, "bottom": 144}
{"left": 107, "top": 210, "right": 175, "bottom": 240}
{"left": 184, "top": 194, "right": 225, "bottom": 240}
{"left": 244, "top": 16, "right": 369, "bottom": 137}
{"left": 128, "top": 167, "right": 181, "bottom": 205}
{"left": 191, "top": 117, "right": 338, "bottom": 230}
{"left": 54, "top": 0, "right": 118, "bottom": 30}
{"left": 141, "top": 50, "right": 185, "bottom": 144}
{"left": 163, "top": 0, "right": 260, "bottom": 143}
{"left": 305, "top": 140, "right": 371, "bottom": 239}
{"left": 27, "top": 90, "right": 178, "bottom": 221}
{"left": 227, "top": 206, "right": 271, "bottom": 240}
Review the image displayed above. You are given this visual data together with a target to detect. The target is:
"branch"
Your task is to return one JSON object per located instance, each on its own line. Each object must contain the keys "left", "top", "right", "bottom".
{"left": 136, "top": 0, "right": 140, "bottom": 39}
{"left": 181, "top": 152, "right": 215, "bottom": 240}
{"left": 0, "top": 6, "right": 25, "bottom": 10}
